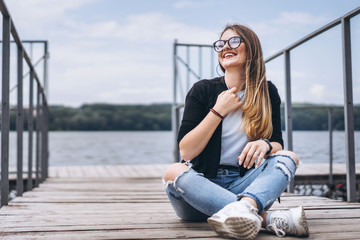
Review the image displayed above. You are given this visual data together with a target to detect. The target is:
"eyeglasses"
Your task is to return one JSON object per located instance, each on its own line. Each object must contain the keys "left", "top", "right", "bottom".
{"left": 213, "top": 36, "right": 244, "bottom": 52}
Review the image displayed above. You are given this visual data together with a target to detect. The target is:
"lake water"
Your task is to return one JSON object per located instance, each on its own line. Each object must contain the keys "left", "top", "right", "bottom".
{"left": 7, "top": 131, "right": 360, "bottom": 168}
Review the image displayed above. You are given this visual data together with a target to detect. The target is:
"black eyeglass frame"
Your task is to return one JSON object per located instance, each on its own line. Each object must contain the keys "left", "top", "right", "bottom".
{"left": 213, "top": 36, "right": 244, "bottom": 52}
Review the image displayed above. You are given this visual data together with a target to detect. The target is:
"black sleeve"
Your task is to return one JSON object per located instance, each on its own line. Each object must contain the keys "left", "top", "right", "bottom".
{"left": 268, "top": 81, "right": 284, "bottom": 149}
{"left": 177, "top": 81, "right": 208, "bottom": 144}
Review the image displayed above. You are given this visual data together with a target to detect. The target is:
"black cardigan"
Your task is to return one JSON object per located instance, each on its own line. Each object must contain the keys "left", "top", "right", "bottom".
{"left": 177, "top": 77, "right": 283, "bottom": 178}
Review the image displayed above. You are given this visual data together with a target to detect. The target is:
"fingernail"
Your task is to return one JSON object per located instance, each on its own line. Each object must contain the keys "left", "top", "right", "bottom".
{"left": 247, "top": 166, "right": 250, "bottom": 169}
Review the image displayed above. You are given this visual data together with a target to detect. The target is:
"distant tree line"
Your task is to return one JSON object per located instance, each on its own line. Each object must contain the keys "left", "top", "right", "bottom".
{"left": 5, "top": 103, "right": 360, "bottom": 131}
{"left": 47, "top": 104, "right": 172, "bottom": 131}
{"left": 284, "top": 104, "right": 360, "bottom": 131}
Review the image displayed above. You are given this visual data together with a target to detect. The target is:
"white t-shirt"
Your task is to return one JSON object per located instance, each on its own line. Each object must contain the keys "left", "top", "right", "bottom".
{"left": 219, "top": 90, "right": 249, "bottom": 166}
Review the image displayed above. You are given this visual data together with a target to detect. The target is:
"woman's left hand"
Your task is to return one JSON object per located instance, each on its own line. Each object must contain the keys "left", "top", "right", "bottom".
{"left": 238, "top": 140, "right": 270, "bottom": 169}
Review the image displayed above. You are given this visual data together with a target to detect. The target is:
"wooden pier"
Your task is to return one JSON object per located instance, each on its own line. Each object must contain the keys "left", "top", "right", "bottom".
{"left": 0, "top": 164, "right": 360, "bottom": 239}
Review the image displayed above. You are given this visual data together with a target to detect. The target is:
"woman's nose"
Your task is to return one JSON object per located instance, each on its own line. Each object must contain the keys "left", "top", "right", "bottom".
{"left": 222, "top": 41, "right": 231, "bottom": 51}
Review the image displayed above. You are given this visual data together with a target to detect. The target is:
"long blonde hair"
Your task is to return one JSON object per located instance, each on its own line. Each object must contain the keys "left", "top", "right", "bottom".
{"left": 219, "top": 24, "right": 272, "bottom": 140}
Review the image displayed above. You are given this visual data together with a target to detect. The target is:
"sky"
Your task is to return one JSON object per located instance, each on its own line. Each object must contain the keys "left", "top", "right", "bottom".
{"left": 3, "top": 0, "right": 360, "bottom": 107}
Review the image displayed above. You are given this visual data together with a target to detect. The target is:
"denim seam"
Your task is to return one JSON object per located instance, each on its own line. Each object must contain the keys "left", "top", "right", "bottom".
{"left": 237, "top": 192, "right": 264, "bottom": 213}
{"left": 227, "top": 163, "right": 266, "bottom": 192}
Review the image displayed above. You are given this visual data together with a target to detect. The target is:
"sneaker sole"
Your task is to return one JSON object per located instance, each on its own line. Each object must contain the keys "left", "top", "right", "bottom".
{"left": 296, "top": 206, "right": 309, "bottom": 237}
{"left": 208, "top": 215, "right": 259, "bottom": 240}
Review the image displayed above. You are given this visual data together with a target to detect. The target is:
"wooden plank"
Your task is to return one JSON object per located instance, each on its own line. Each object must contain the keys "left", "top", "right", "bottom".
{"left": 66, "top": 166, "right": 83, "bottom": 178}
{"left": 94, "top": 165, "right": 111, "bottom": 178}
{"left": 80, "top": 165, "right": 100, "bottom": 178}
{"left": 48, "top": 167, "right": 58, "bottom": 178}
{"left": 3, "top": 220, "right": 360, "bottom": 237}
{"left": 47, "top": 163, "right": 360, "bottom": 179}
{"left": 1, "top": 164, "right": 360, "bottom": 240}
{"left": 0, "top": 228, "right": 220, "bottom": 240}
{"left": 103, "top": 165, "right": 121, "bottom": 178}
{"left": 55, "top": 166, "right": 69, "bottom": 178}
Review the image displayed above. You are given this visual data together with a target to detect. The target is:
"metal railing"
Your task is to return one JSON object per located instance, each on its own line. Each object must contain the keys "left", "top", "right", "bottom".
{"left": 0, "top": 0, "right": 49, "bottom": 207}
{"left": 172, "top": 40, "right": 214, "bottom": 161}
{"left": 265, "top": 6, "right": 360, "bottom": 202}
{"left": 287, "top": 105, "right": 359, "bottom": 187}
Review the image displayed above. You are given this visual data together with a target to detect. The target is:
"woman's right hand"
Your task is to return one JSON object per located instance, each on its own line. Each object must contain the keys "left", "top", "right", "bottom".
{"left": 179, "top": 87, "right": 242, "bottom": 161}
{"left": 212, "top": 87, "right": 243, "bottom": 116}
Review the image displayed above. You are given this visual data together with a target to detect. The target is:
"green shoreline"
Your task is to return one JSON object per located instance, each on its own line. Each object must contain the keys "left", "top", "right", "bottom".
{"left": 6, "top": 103, "right": 360, "bottom": 131}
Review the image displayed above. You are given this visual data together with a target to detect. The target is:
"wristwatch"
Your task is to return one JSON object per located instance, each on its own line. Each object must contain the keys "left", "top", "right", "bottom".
{"left": 262, "top": 138, "right": 273, "bottom": 155}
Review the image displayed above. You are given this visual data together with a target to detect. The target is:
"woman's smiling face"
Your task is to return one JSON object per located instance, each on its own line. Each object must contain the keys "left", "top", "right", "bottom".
{"left": 218, "top": 29, "right": 247, "bottom": 71}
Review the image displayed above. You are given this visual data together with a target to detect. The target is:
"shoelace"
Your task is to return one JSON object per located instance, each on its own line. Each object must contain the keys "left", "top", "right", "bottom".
{"left": 266, "top": 217, "right": 289, "bottom": 237}
{"left": 223, "top": 203, "right": 258, "bottom": 217}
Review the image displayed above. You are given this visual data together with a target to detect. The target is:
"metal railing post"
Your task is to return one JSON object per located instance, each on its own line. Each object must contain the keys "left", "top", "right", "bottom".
{"left": 45, "top": 104, "right": 49, "bottom": 179}
{"left": 341, "top": 17, "right": 356, "bottom": 202}
{"left": 328, "top": 108, "right": 334, "bottom": 186}
{"left": 1, "top": 15, "right": 11, "bottom": 207}
{"left": 186, "top": 46, "right": 190, "bottom": 92}
{"left": 43, "top": 42, "right": 49, "bottom": 177}
{"left": 284, "top": 50, "right": 294, "bottom": 193}
{"left": 284, "top": 50, "right": 293, "bottom": 151}
{"left": 211, "top": 49, "right": 214, "bottom": 76}
{"left": 44, "top": 42, "right": 49, "bottom": 98}
{"left": 173, "top": 40, "right": 181, "bottom": 162}
{"left": 174, "top": 106, "right": 181, "bottom": 162}
{"left": 35, "top": 84, "right": 41, "bottom": 187}
{"left": 198, "top": 47, "right": 202, "bottom": 79}
{"left": 41, "top": 97, "right": 48, "bottom": 181}
{"left": 16, "top": 45, "right": 24, "bottom": 196}
{"left": 27, "top": 68, "right": 34, "bottom": 191}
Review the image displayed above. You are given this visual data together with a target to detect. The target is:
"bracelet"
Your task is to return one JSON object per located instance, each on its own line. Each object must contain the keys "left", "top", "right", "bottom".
{"left": 210, "top": 108, "right": 224, "bottom": 120}
{"left": 261, "top": 138, "right": 273, "bottom": 155}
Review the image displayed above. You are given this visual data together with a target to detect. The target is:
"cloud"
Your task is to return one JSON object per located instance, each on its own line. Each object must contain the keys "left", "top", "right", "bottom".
{"left": 5, "top": 0, "right": 342, "bottom": 106}
{"left": 70, "top": 12, "right": 217, "bottom": 43}
{"left": 98, "top": 87, "right": 169, "bottom": 102}
{"left": 7, "top": 0, "right": 217, "bottom": 43}
{"left": 6, "top": 0, "right": 97, "bottom": 37}
{"left": 49, "top": 43, "right": 173, "bottom": 105}
{"left": 5, "top": 0, "right": 218, "bottom": 106}
{"left": 6, "top": 0, "right": 95, "bottom": 17}
{"left": 49, "top": 11, "right": 216, "bottom": 106}
{"left": 310, "top": 83, "right": 325, "bottom": 99}
{"left": 274, "top": 11, "right": 328, "bottom": 25}
{"left": 173, "top": 1, "right": 212, "bottom": 9}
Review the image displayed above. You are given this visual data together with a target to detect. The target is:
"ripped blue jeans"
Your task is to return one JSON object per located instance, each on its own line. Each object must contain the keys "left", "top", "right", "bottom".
{"left": 164, "top": 154, "right": 297, "bottom": 221}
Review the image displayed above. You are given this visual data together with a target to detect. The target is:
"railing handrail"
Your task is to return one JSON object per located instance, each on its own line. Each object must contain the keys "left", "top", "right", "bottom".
{"left": 265, "top": 6, "right": 360, "bottom": 62}
{"left": 0, "top": 4, "right": 47, "bottom": 93}
{"left": 175, "top": 42, "right": 212, "bottom": 48}
{"left": 283, "top": 104, "right": 360, "bottom": 109}
{"left": 0, "top": 0, "right": 49, "bottom": 207}
{"left": 264, "top": 6, "right": 359, "bottom": 202}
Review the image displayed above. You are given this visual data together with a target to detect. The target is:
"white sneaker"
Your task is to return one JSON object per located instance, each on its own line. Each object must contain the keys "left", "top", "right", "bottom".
{"left": 266, "top": 206, "right": 309, "bottom": 237}
{"left": 207, "top": 201, "right": 262, "bottom": 240}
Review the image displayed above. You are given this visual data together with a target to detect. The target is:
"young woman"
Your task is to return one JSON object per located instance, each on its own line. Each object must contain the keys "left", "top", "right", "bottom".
{"left": 163, "top": 24, "right": 309, "bottom": 239}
